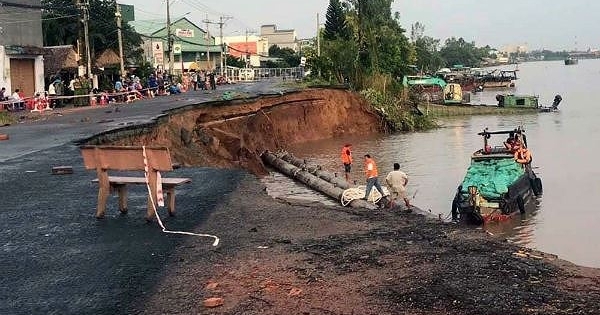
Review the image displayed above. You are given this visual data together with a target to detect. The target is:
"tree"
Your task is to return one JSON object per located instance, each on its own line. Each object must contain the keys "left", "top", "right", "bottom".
{"left": 346, "top": 0, "right": 413, "bottom": 76}
{"left": 439, "top": 37, "right": 485, "bottom": 67}
{"left": 410, "top": 22, "right": 444, "bottom": 72}
{"left": 226, "top": 55, "right": 246, "bottom": 68}
{"left": 324, "top": 0, "right": 350, "bottom": 40}
{"left": 42, "top": 0, "right": 143, "bottom": 64}
{"left": 268, "top": 45, "right": 301, "bottom": 68}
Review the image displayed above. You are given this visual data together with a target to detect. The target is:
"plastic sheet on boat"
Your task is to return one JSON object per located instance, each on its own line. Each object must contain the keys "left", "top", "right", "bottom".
{"left": 460, "top": 158, "right": 524, "bottom": 199}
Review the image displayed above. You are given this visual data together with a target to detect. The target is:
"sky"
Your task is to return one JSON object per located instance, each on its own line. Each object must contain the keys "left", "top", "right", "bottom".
{"left": 120, "top": 0, "right": 600, "bottom": 52}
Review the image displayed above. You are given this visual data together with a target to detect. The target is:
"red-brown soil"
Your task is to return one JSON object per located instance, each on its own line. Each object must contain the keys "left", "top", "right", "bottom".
{"left": 108, "top": 88, "right": 386, "bottom": 175}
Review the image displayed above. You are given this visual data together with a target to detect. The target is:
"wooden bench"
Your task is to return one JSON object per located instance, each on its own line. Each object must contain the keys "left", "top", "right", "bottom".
{"left": 81, "top": 145, "right": 191, "bottom": 220}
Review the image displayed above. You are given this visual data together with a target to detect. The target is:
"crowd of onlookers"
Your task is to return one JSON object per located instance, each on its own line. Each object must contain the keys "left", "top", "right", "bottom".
{"left": 0, "top": 69, "right": 226, "bottom": 112}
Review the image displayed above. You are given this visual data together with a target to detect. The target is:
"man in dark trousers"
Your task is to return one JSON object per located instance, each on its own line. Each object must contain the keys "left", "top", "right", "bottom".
{"left": 363, "top": 154, "right": 387, "bottom": 202}
{"left": 341, "top": 144, "right": 353, "bottom": 182}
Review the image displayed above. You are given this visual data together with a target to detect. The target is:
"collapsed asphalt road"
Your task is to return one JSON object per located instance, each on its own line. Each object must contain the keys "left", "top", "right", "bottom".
{"left": 0, "top": 80, "right": 288, "bottom": 315}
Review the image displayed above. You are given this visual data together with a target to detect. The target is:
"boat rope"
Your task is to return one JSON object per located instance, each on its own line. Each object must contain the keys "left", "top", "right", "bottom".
{"left": 142, "top": 146, "right": 220, "bottom": 246}
{"left": 341, "top": 185, "right": 389, "bottom": 207}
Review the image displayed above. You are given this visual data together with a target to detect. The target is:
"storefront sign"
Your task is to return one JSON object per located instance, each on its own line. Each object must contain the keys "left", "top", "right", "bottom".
{"left": 175, "top": 29, "right": 194, "bottom": 38}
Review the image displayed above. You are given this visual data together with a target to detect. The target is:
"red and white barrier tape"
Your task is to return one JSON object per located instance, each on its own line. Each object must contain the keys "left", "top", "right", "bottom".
{"left": 142, "top": 146, "right": 220, "bottom": 246}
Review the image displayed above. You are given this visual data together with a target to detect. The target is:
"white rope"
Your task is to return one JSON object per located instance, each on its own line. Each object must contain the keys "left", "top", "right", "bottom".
{"left": 142, "top": 146, "right": 220, "bottom": 246}
{"left": 341, "top": 185, "right": 390, "bottom": 207}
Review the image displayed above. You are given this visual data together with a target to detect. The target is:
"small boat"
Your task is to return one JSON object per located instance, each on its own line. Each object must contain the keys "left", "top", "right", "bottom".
{"left": 496, "top": 94, "right": 539, "bottom": 108}
{"left": 564, "top": 56, "right": 578, "bottom": 65}
{"left": 496, "top": 94, "right": 563, "bottom": 112}
{"left": 451, "top": 127, "right": 542, "bottom": 225}
{"left": 476, "top": 69, "right": 518, "bottom": 89}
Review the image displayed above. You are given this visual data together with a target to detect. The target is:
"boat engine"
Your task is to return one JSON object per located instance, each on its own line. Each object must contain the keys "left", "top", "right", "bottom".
{"left": 552, "top": 94, "right": 562, "bottom": 110}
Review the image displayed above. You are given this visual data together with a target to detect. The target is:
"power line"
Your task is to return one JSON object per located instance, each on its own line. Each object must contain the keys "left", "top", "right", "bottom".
{"left": 0, "top": 14, "right": 78, "bottom": 24}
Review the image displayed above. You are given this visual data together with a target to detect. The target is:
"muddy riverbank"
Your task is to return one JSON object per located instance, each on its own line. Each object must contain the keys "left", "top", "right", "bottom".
{"left": 84, "top": 88, "right": 386, "bottom": 175}
{"left": 138, "top": 175, "right": 600, "bottom": 315}
{"left": 74, "top": 87, "right": 600, "bottom": 314}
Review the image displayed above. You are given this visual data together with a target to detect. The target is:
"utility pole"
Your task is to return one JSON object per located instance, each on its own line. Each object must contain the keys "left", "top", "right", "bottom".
{"left": 245, "top": 29, "right": 250, "bottom": 68}
{"left": 316, "top": 13, "right": 320, "bottom": 57}
{"left": 115, "top": 1, "right": 125, "bottom": 79}
{"left": 204, "top": 17, "right": 211, "bottom": 69}
{"left": 218, "top": 16, "right": 232, "bottom": 76}
{"left": 166, "top": 0, "right": 173, "bottom": 76}
{"left": 77, "top": 0, "right": 92, "bottom": 76}
{"left": 203, "top": 17, "right": 232, "bottom": 75}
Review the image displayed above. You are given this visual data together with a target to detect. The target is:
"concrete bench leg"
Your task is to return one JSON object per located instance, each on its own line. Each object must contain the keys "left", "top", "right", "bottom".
{"left": 114, "top": 184, "right": 128, "bottom": 214}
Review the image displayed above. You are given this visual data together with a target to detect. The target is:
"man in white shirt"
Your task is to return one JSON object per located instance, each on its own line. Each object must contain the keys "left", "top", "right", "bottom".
{"left": 10, "top": 89, "right": 23, "bottom": 110}
{"left": 385, "top": 163, "right": 411, "bottom": 209}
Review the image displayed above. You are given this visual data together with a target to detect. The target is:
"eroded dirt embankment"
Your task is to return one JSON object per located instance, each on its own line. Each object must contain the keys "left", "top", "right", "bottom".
{"left": 103, "top": 88, "right": 385, "bottom": 175}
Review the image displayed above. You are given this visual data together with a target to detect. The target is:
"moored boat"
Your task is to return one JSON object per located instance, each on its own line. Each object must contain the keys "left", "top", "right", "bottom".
{"left": 476, "top": 69, "right": 518, "bottom": 89}
{"left": 496, "top": 93, "right": 562, "bottom": 112}
{"left": 451, "top": 127, "right": 542, "bottom": 225}
{"left": 564, "top": 56, "right": 578, "bottom": 65}
{"left": 496, "top": 94, "right": 539, "bottom": 108}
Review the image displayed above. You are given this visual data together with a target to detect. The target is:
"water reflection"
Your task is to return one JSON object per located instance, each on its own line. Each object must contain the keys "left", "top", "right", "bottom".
{"left": 263, "top": 60, "right": 600, "bottom": 268}
{"left": 484, "top": 198, "right": 541, "bottom": 246}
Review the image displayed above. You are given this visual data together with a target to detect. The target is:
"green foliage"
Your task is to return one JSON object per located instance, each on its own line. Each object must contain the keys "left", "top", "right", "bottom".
{"left": 411, "top": 22, "right": 444, "bottom": 72}
{"left": 319, "top": 38, "right": 359, "bottom": 84}
{"left": 439, "top": 37, "right": 491, "bottom": 67}
{"left": 41, "top": 0, "right": 143, "bottom": 63}
{"left": 226, "top": 55, "right": 246, "bottom": 68}
{"left": 324, "top": 0, "right": 351, "bottom": 40}
{"left": 360, "top": 87, "right": 437, "bottom": 132}
{"left": 268, "top": 45, "right": 301, "bottom": 68}
{"left": 0, "top": 111, "right": 15, "bottom": 126}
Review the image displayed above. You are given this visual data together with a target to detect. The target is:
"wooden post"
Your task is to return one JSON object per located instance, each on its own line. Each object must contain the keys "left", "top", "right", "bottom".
{"left": 115, "top": 184, "right": 128, "bottom": 214}
{"left": 166, "top": 187, "right": 176, "bottom": 216}
{"left": 94, "top": 147, "right": 109, "bottom": 219}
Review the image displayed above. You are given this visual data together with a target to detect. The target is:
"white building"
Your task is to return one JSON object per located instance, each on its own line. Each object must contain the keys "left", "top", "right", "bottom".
{"left": 260, "top": 25, "right": 298, "bottom": 52}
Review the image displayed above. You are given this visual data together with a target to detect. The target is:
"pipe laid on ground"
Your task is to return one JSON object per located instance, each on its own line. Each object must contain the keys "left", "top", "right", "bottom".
{"left": 272, "top": 151, "right": 439, "bottom": 220}
{"left": 261, "top": 151, "right": 377, "bottom": 210}
{"left": 278, "top": 152, "right": 351, "bottom": 190}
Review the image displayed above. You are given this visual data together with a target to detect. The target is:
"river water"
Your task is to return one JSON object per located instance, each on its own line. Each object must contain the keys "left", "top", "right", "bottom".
{"left": 263, "top": 60, "right": 600, "bottom": 268}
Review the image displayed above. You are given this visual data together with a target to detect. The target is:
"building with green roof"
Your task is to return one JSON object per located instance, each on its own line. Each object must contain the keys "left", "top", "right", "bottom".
{"left": 130, "top": 17, "right": 222, "bottom": 73}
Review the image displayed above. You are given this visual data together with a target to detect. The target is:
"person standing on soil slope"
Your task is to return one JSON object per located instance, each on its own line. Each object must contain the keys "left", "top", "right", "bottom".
{"left": 341, "top": 144, "right": 353, "bottom": 182}
{"left": 385, "top": 163, "right": 411, "bottom": 210}
{"left": 363, "top": 154, "right": 387, "bottom": 201}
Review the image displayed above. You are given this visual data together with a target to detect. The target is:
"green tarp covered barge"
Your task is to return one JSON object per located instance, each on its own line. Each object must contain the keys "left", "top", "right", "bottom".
{"left": 451, "top": 127, "right": 543, "bottom": 225}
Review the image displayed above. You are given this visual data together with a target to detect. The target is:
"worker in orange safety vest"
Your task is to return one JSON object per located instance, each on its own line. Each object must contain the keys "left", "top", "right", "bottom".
{"left": 363, "top": 154, "right": 387, "bottom": 201}
{"left": 514, "top": 143, "right": 532, "bottom": 166}
{"left": 341, "top": 144, "right": 353, "bottom": 182}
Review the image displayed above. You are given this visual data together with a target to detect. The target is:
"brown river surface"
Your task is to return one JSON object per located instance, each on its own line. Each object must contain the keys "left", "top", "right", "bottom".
{"left": 262, "top": 59, "right": 600, "bottom": 268}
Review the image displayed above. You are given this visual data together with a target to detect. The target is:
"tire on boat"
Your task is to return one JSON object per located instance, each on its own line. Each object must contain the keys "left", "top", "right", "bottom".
{"left": 501, "top": 200, "right": 512, "bottom": 215}
{"left": 532, "top": 177, "right": 543, "bottom": 196}
{"left": 517, "top": 195, "right": 526, "bottom": 214}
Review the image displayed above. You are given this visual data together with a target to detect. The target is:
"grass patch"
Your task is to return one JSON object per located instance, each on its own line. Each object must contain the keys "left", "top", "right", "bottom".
{"left": 0, "top": 111, "right": 15, "bottom": 126}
